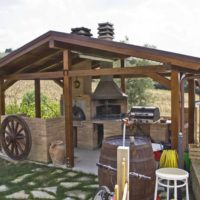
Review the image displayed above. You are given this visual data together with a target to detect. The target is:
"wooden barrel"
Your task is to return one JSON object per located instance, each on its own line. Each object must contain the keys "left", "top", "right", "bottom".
{"left": 98, "top": 135, "right": 156, "bottom": 200}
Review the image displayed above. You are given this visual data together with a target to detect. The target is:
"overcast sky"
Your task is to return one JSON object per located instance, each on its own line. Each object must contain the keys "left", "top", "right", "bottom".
{"left": 0, "top": 0, "right": 200, "bottom": 57}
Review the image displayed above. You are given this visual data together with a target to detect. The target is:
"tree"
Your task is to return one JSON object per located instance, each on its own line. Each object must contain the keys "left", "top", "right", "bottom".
{"left": 126, "top": 57, "right": 155, "bottom": 108}
{"left": 124, "top": 42, "right": 157, "bottom": 108}
{"left": 5, "top": 48, "right": 12, "bottom": 53}
{"left": 126, "top": 77, "right": 154, "bottom": 107}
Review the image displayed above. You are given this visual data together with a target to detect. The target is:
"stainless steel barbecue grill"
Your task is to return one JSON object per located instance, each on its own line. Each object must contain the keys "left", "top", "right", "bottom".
{"left": 128, "top": 106, "right": 160, "bottom": 123}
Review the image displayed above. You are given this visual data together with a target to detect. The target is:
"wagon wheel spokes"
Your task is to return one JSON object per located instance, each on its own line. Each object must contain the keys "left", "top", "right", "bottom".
{"left": 11, "top": 120, "right": 15, "bottom": 133}
{"left": 5, "top": 129, "right": 12, "bottom": 137}
{"left": 16, "top": 126, "right": 24, "bottom": 136}
{"left": 7, "top": 123, "right": 13, "bottom": 135}
{"left": 15, "top": 121, "right": 20, "bottom": 134}
{"left": 1, "top": 115, "right": 32, "bottom": 160}
{"left": 15, "top": 141, "right": 24, "bottom": 153}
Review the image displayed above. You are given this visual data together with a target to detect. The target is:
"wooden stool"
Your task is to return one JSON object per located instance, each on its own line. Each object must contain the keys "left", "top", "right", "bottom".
{"left": 154, "top": 168, "right": 189, "bottom": 200}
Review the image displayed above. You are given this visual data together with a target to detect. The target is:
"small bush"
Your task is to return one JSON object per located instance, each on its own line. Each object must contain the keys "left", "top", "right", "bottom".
{"left": 6, "top": 103, "right": 21, "bottom": 115}
{"left": 6, "top": 91, "right": 60, "bottom": 119}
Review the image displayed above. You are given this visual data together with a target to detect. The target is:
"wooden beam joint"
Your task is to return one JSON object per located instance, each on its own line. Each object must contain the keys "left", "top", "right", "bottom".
{"left": 148, "top": 72, "right": 171, "bottom": 89}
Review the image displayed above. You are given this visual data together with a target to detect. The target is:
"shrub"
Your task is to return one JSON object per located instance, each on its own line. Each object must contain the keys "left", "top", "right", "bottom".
{"left": 6, "top": 91, "right": 60, "bottom": 119}
{"left": 6, "top": 103, "right": 21, "bottom": 115}
{"left": 20, "top": 91, "right": 60, "bottom": 119}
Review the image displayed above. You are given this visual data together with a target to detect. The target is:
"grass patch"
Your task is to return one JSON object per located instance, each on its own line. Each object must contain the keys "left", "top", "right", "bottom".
{"left": 0, "top": 158, "right": 98, "bottom": 199}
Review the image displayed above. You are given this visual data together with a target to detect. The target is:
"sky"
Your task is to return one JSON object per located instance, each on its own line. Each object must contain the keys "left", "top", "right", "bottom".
{"left": 0, "top": 0, "right": 200, "bottom": 57}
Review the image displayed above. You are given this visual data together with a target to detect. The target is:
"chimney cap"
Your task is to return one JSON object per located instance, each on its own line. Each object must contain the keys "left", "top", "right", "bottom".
{"left": 98, "top": 22, "right": 113, "bottom": 27}
{"left": 71, "top": 27, "right": 93, "bottom": 37}
{"left": 98, "top": 22, "right": 114, "bottom": 40}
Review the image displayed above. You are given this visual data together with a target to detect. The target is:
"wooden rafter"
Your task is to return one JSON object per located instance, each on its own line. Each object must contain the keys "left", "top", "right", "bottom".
{"left": 2, "top": 62, "right": 62, "bottom": 91}
{"left": 49, "top": 40, "right": 126, "bottom": 60}
{"left": 147, "top": 72, "right": 171, "bottom": 89}
{"left": 2, "top": 71, "right": 63, "bottom": 80}
{"left": 50, "top": 32, "right": 200, "bottom": 70}
{"left": 53, "top": 79, "right": 63, "bottom": 88}
{"left": 68, "top": 65, "right": 170, "bottom": 77}
{"left": 1, "top": 31, "right": 200, "bottom": 73}
{"left": 2, "top": 58, "right": 84, "bottom": 91}
{"left": 1, "top": 51, "right": 63, "bottom": 90}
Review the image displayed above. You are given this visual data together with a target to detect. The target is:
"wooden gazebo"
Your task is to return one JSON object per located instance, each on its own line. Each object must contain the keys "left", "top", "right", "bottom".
{"left": 0, "top": 30, "right": 200, "bottom": 167}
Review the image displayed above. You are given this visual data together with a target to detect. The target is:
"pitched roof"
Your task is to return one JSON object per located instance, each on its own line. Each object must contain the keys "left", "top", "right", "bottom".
{"left": 0, "top": 30, "right": 200, "bottom": 75}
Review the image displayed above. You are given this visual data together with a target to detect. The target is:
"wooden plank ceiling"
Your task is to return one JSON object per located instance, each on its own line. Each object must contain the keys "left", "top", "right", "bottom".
{"left": 0, "top": 30, "right": 200, "bottom": 76}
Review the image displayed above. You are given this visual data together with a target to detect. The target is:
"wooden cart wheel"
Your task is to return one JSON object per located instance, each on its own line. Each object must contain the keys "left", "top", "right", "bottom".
{"left": 93, "top": 186, "right": 113, "bottom": 200}
{"left": 1, "top": 115, "right": 32, "bottom": 160}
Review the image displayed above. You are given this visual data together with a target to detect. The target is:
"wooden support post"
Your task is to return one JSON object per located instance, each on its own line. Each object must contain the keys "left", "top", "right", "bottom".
{"left": 63, "top": 50, "right": 74, "bottom": 167}
{"left": 171, "top": 72, "right": 180, "bottom": 149}
{"left": 188, "top": 79, "right": 195, "bottom": 143}
{"left": 35, "top": 79, "right": 41, "bottom": 118}
{"left": 0, "top": 80, "right": 5, "bottom": 116}
{"left": 121, "top": 59, "right": 126, "bottom": 93}
{"left": 117, "top": 146, "right": 129, "bottom": 200}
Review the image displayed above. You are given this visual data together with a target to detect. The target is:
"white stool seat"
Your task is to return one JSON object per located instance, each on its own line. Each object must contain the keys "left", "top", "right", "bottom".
{"left": 156, "top": 168, "right": 189, "bottom": 180}
{"left": 154, "top": 168, "right": 189, "bottom": 200}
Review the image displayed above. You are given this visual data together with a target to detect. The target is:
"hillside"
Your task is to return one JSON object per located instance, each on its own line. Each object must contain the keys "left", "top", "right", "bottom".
{"left": 4, "top": 81, "right": 194, "bottom": 117}
{"left": 5, "top": 80, "right": 62, "bottom": 105}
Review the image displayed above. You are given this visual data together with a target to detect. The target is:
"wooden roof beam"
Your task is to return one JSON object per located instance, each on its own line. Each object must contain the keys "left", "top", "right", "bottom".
{"left": 0, "top": 36, "right": 51, "bottom": 68}
{"left": 68, "top": 65, "right": 171, "bottom": 77}
{"left": 49, "top": 40, "right": 126, "bottom": 60}
{"left": 50, "top": 32, "right": 200, "bottom": 70}
{"left": 2, "top": 71, "right": 63, "bottom": 80}
{"left": 53, "top": 79, "right": 63, "bottom": 88}
{"left": 147, "top": 72, "right": 171, "bottom": 89}
{"left": 3, "top": 50, "right": 61, "bottom": 75}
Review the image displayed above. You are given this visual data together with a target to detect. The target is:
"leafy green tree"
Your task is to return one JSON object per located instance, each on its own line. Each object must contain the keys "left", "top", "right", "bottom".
{"left": 5, "top": 48, "right": 12, "bottom": 53}
{"left": 127, "top": 77, "right": 154, "bottom": 108}
{"left": 20, "top": 91, "right": 60, "bottom": 119}
{"left": 125, "top": 44, "right": 156, "bottom": 107}
{"left": 119, "top": 37, "right": 157, "bottom": 108}
{"left": 6, "top": 91, "right": 60, "bottom": 119}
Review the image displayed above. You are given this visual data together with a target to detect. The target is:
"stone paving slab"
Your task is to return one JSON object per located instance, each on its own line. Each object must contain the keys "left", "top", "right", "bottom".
{"left": 60, "top": 182, "right": 80, "bottom": 189}
{"left": 37, "top": 186, "right": 57, "bottom": 195}
{"left": 31, "top": 191, "right": 55, "bottom": 199}
{"left": 0, "top": 185, "right": 9, "bottom": 192}
{"left": 11, "top": 174, "right": 33, "bottom": 183}
{"left": 65, "top": 190, "right": 89, "bottom": 199}
{"left": 6, "top": 190, "right": 29, "bottom": 199}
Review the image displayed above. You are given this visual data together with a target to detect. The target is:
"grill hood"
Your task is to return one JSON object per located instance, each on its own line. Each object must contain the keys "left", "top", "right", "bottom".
{"left": 93, "top": 76, "right": 127, "bottom": 100}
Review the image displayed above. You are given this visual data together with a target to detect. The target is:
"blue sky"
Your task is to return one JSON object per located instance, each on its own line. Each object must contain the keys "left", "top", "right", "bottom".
{"left": 0, "top": 0, "right": 200, "bottom": 57}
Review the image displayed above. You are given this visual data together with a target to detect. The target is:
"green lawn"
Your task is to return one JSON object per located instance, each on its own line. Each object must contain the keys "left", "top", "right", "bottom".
{"left": 0, "top": 158, "right": 98, "bottom": 199}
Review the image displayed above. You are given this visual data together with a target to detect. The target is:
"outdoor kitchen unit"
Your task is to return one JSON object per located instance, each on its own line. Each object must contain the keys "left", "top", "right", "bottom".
{"left": 68, "top": 23, "right": 129, "bottom": 149}
{"left": 92, "top": 75, "right": 128, "bottom": 119}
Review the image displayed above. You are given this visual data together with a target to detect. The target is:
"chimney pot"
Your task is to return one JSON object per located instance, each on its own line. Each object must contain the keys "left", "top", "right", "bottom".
{"left": 71, "top": 27, "right": 93, "bottom": 37}
{"left": 98, "top": 22, "right": 114, "bottom": 40}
